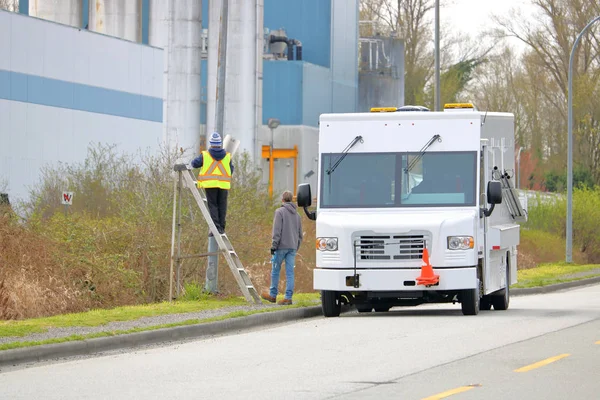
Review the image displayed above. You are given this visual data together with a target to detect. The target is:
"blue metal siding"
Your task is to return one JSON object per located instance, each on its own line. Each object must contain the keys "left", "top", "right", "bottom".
{"left": 302, "top": 63, "right": 331, "bottom": 127}
{"left": 202, "top": 1, "right": 209, "bottom": 29}
{"left": 18, "top": 0, "right": 29, "bottom": 15}
{"left": 264, "top": 0, "right": 331, "bottom": 68}
{"left": 262, "top": 61, "right": 303, "bottom": 125}
{"left": 0, "top": 69, "right": 162, "bottom": 122}
{"left": 141, "top": 0, "right": 149, "bottom": 44}
{"left": 82, "top": 0, "right": 89, "bottom": 29}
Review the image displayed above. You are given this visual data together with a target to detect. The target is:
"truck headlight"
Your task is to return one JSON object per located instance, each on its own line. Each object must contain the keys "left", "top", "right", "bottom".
{"left": 447, "top": 236, "right": 474, "bottom": 250}
{"left": 316, "top": 237, "right": 338, "bottom": 251}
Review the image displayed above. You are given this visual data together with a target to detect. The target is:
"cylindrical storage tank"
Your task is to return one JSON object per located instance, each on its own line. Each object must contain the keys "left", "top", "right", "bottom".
{"left": 205, "top": 0, "right": 221, "bottom": 139}
{"left": 29, "top": 0, "right": 82, "bottom": 28}
{"left": 89, "top": 0, "right": 141, "bottom": 42}
{"left": 228, "top": 0, "right": 257, "bottom": 159}
{"left": 149, "top": 0, "right": 202, "bottom": 156}
{"left": 207, "top": 0, "right": 258, "bottom": 160}
{"left": 255, "top": 0, "right": 264, "bottom": 162}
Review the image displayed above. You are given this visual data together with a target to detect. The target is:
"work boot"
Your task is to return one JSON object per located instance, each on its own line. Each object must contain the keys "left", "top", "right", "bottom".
{"left": 261, "top": 292, "right": 276, "bottom": 303}
{"left": 278, "top": 298, "right": 293, "bottom": 305}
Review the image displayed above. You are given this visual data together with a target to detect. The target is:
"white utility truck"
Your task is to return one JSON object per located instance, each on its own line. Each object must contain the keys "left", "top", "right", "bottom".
{"left": 297, "top": 103, "right": 526, "bottom": 317}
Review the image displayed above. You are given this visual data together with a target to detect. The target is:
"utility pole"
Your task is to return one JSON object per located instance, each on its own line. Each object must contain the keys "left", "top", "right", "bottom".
{"left": 206, "top": 0, "right": 229, "bottom": 293}
{"left": 566, "top": 15, "right": 600, "bottom": 263}
{"left": 434, "top": 0, "right": 440, "bottom": 111}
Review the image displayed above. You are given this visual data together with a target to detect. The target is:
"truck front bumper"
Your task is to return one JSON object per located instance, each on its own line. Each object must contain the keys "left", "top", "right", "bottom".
{"left": 314, "top": 267, "right": 477, "bottom": 291}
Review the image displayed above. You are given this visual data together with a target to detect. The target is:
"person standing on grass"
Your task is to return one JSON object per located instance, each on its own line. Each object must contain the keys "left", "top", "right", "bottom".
{"left": 192, "top": 132, "right": 233, "bottom": 235}
{"left": 262, "top": 190, "right": 303, "bottom": 305}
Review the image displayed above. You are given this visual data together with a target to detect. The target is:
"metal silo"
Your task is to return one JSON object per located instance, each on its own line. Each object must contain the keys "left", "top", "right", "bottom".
{"left": 206, "top": 0, "right": 260, "bottom": 161}
{"left": 89, "top": 0, "right": 141, "bottom": 42}
{"left": 149, "top": 0, "right": 202, "bottom": 156}
{"left": 29, "top": 0, "right": 82, "bottom": 28}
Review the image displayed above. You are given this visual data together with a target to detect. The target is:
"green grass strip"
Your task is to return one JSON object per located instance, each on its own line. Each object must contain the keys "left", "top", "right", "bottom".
{"left": 514, "top": 263, "right": 600, "bottom": 288}
{"left": 0, "top": 300, "right": 320, "bottom": 351}
{"left": 0, "top": 293, "right": 320, "bottom": 338}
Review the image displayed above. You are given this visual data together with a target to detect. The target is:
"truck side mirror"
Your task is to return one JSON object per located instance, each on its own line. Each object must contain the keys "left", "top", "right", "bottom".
{"left": 297, "top": 183, "right": 312, "bottom": 207}
{"left": 487, "top": 181, "right": 502, "bottom": 204}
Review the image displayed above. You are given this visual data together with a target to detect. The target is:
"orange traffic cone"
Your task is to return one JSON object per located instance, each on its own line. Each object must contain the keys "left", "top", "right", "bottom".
{"left": 416, "top": 248, "right": 440, "bottom": 286}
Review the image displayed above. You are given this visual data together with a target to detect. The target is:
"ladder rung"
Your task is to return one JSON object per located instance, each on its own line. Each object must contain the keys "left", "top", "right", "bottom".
{"left": 177, "top": 169, "right": 261, "bottom": 304}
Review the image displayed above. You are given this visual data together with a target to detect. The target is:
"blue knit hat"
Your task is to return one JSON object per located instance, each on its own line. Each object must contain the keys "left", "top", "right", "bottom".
{"left": 209, "top": 132, "right": 222, "bottom": 148}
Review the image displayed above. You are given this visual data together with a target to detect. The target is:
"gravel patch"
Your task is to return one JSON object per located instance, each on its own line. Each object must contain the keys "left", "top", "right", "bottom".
{"left": 560, "top": 269, "right": 600, "bottom": 280}
{"left": 0, "top": 303, "right": 284, "bottom": 346}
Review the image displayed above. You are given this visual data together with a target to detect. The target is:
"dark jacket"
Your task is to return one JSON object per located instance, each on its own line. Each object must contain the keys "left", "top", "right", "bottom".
{"left": 272, "top": 202, "right": 303, "bottom": 251}
{"left": 191, "top": 148, "right": 234, "bottom": 174}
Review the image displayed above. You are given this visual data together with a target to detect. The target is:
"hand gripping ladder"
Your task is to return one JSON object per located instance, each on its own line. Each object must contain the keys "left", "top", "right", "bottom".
{"left": 171, "top": 164, "right": 261, "bottom": 304}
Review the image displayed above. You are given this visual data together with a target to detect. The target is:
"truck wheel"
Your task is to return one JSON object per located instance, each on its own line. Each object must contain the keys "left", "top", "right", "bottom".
{"left": 480, "top": 296, "right": 492, "bottom": 311}
{"left": 322, "top": 291, "right": 341, "bottom": 317}
{"left": 492, "top": 253, "right": 511, "bottom": 311}
{"left": 356, "top": 304, "right": 372, "bottom": 313}
{"left": 461, "top": 288, "right": 480, "bottom": 315}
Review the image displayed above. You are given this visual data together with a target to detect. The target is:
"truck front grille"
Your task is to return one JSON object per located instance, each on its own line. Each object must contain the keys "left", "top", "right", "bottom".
{"left": 357, "top": 235, "right": 427, "bottom": 261}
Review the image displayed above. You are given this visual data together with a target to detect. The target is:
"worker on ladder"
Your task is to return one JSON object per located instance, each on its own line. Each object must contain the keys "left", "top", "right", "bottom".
{"left": 192, "top": 132, "right": 234, "bottom": 235}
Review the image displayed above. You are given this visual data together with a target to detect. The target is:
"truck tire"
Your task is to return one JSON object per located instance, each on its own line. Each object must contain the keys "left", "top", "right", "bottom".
{"left": 480, "top": 296, "right": 492, "bottom": 311}
{"left": 461, "top": 288, "right": 480, "bottom": 315}
{"left": 322, "top": 291, "right": 341, "bottom": 317}
{"left": 492, "top": 252, "right": 511, "bottom": 311}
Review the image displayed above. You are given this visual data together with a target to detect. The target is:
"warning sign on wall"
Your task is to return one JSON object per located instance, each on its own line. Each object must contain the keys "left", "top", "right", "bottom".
{"left": 61, "top": 192, "right": 74, "bottom": 205}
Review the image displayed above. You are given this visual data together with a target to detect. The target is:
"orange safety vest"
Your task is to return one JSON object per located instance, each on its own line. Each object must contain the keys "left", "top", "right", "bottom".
{"left": 197, "top": 151, "right": 232, "bottom": 189}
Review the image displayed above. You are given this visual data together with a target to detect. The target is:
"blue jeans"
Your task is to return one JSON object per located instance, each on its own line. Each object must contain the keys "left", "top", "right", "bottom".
{"left": 269, "top": 249, "right": 296, "bottom": 300}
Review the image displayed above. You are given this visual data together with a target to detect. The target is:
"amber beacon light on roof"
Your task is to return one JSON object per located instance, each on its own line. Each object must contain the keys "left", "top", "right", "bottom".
{"left": 444, "top": 102, "right": 476, "bottom": 111}
{"left": 370, "top": 105, "right": 430, "bottom": 112}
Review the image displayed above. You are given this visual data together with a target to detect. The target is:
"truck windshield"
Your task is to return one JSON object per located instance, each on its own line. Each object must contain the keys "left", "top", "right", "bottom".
{"left": 320, "top": 151, "right": 477, "bottom": 208}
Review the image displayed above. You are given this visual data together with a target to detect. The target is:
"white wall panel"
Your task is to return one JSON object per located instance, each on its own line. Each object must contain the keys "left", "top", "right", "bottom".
{"left": 152, "top": 48, "right": 163, "bottom": 99}
{"left": 140, "top": 46, "right": 155, "bottom": 97}
{"left": 1, "top": 99, "right": 162, "bottom": 203}
{"left": 9, "top": 15, "right": 30, "bottom": 73}
{"left": 0, "top": 12, "right": 11, "bottom": 71}
{"left": 0, "top": 100, "right": 9, "bottom": 158}
{"left": 71, "top": 30, "right": 92, "bottom": 84}
{"left": 126, "top": 43, "right": 143, "bottom": 95}
{"left": 26, "top": 19, "right": 47, "bottom": 77}
{"left": 4, "top": 11, "right": 162, "bottom": 96}
{"left": 43, "top": 20, "right": 75, "bottom": 81}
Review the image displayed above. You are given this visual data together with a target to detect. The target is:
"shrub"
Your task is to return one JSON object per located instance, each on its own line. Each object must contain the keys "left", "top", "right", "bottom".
{"left": 1, "top": 143, "right": 316, "bottom": 319}
{"left": 524, "top": 186, "right": 600, "bottom": 262}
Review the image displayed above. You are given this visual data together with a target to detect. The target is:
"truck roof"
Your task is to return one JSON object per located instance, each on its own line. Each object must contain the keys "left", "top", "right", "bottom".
{"left": 320, "top": 111, "right": 513, "bottom": 123}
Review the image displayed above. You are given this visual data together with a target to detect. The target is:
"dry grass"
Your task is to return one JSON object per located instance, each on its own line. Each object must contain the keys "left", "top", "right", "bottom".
{"left": 0, "top": 145, "right": 317, "bottom": 320}
{"left": 518, "top": 229, "right": 586, "bottom": 269}
{"left": 0, "top": 213, "right": 93, "bottom": 319}
{"left": 2, "top": 143, "right": 593, "bottom": 321}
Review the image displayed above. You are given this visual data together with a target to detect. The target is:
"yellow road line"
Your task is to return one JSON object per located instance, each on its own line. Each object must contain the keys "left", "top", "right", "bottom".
{"left": 422, "top": 384, "right": 480, "bottom": 400}
{"left": 514, "top": 354, "right": 570, "bottom": 373}
{"left": 596, "top": 340, "right": 600, "bottom": 345}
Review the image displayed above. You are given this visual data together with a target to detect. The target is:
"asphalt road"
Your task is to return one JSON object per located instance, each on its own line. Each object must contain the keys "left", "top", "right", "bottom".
{"left": 1, "top": 284, "right": 599, "bottom": 400}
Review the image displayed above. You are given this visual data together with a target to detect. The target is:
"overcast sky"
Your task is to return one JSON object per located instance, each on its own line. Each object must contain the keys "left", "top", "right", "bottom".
{"left": 442, "top": 0, "right": 538, "bottom": 36}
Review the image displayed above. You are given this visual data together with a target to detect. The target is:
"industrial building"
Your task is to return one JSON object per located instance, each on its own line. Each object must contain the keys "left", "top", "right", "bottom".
{"left": 0, "top": 0, "right": 369, "bottom": 203}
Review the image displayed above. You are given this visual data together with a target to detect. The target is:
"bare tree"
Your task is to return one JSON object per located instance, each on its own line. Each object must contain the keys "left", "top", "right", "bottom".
{"left": 360, "top": 0, "right": 491, "bottom": 107}
{"left": 492, "top": 0, "right": 600, "bottom": 183}
{"left": 360, "top": 0, "right": 435, "bottom": 105}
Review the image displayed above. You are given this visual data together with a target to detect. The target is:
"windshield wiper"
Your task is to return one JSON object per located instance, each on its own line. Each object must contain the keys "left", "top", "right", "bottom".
{"left": 405, "top": 134, "right": 442, "bottom": 173}
{"left": 326, "top": 135, "right": 364, "bottom": 175}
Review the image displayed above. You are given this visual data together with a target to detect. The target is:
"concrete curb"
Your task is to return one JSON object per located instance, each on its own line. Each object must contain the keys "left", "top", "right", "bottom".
{"left": 2, "top": 277, "right": 599, "bottom": 368}
{"left": 0, "top": 306, "right": 323, "bottom": 368}
{"left": 511, "top": 276, "right": 600, "bottom": 296}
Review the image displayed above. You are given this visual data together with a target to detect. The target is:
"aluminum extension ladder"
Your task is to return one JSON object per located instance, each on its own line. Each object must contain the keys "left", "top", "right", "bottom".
{"left": 496, "top": 169, "right": 527, "bottom": 222}
{"left": 170, "top": 164, "right": 261, "bottom": 304}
